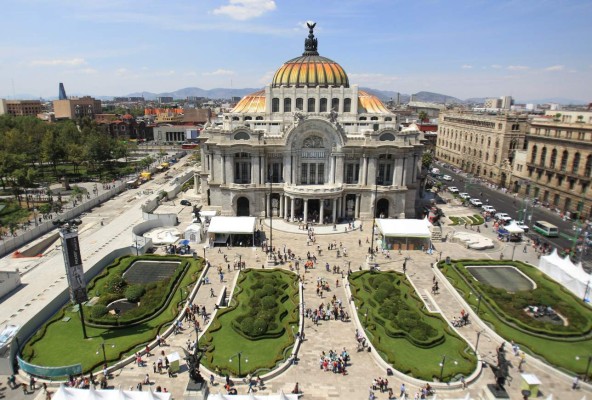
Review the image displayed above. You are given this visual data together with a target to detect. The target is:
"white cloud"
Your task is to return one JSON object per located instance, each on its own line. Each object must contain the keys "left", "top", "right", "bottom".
{"left": 212, "top": 0, "right": 276, "bottom": 20}
{"left": 203, "top": 69, "right": 235, "bottom": 76}
{"left": 491, "top": 64, "right": 502, "bottom": 69}
{"left": 75, "top": 68, "right": 98, "bottom": 74}
{"left": 507, "top": 65, "right": 530, "bottom": 71}
{"left": 116, "top": 68, "right": 129, "bottom": 76}
{"left": 461, "top": 64, "right": 473, "bottom": 69}
{"left": 544, "top": 65, "right": 564, "bottom": 72}
{"left": 30, "top": 58, "right": 86, "bottom": 67}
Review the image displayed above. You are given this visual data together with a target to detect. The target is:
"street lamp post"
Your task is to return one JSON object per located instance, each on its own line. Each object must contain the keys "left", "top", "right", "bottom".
{"left": 229, "top": 352, "right": 248, "bottom": 377}
{"left": 370, "top": 181, "right": 379, "bottom": 260}
{"left": 575, "top": 355, "right": 592, "bottom": 382}
{"left": 97, "top": 342, "right": 115, "bottom": 365}
{"left": 268, "top": 176, "right": 273, "bottom": 255}
{"left": 439, "top": 355, "right": 458, "bottom": 381}
{"left": 475, "top": 329, "right": 491, "bottom": 355}
{"left": 203, "top": 245, "right": 207, "bottom": 261}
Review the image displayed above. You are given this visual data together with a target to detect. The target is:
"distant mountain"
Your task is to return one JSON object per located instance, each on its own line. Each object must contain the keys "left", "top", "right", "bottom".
{"left": 126, "top": 87, "right": 260, "bottom": 101}
{"left": 360, "top": 88, "right": 409, "bottom": 103}
{"left": 465, "top": 97, "right": 487, "bottom": 104}
{"left": 360, "top": 88, "right": 464, "bottom": 104}
{"left": 518, "top": 97, "right": 587, "bottom": 105}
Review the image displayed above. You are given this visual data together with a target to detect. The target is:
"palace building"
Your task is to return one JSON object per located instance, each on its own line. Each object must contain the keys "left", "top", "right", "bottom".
{"left": 197, "top": 23, "right": 425, "bottom": 222}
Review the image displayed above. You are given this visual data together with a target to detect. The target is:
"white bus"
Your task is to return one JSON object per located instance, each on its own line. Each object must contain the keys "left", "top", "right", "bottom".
{"left": 532, "top": 221, "right": 559, "bottom": 237}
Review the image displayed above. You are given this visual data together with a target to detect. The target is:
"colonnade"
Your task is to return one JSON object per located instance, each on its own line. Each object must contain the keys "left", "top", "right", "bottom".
{"left": 265, "top": 192, "right": 362, "bottom": 223}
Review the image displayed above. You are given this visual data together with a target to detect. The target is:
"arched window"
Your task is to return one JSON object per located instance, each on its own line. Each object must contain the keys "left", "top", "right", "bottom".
{"left": 560, "top": 150, "right": 569, "bottom": 171}
{"left": 296, "top": 98, "right": 303, "bottom": 111}
{"left": 540, "top": 147, "right": 547, "bottom": 167}
{"left": 320, "top": 98, "right": 328, "bottom": 112}
{"left": 530, "top": 145, "right": 538, "bottom": 164}
{"left": 331, "top": 98, "right": 339, "bottom": 111}
{"left": 255, "top": 116, "right": 263, "bottom": 120}
{"left": 385, "top": 117, "right": 392, "bottom": 121}
{"left": 244, "top": 116, "right": 252, "bottom": 120}
{"left": 550, "top": 149, "right": 557, "bottom": 169}
{"left": 370, "top": 116, "right": 378, "bottom": 121}
{"left": 585, "top": 155, "right": 592, "bottom": 177}
{"left": 359, "top": 117, "right": 367, "bottom": 121}
{"left": 572, "top": 152, "right": 581, "bottom": 174}
{"left": 233, "top": 131, "right": 250, "bottom": 140}
{"left": 232, "top": 116, "right": 239, "bottom": 121}
{"left": 307, "top": 98, "right": 315, "bottom": 112}
{"left": 272, "top": 98, "right": 279, "bottom": 112}
{"left": 284, "top": 98, "right": 291, "bottom": 112}
{"left": 379, "top": 132, "right": 395, "bottom": 141}
{"left": 344, "top": 98, "right": 351, "bottom": 112}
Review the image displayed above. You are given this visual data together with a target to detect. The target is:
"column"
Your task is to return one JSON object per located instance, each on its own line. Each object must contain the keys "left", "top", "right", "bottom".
{"left": 330, "top": 156, "right": 336, "bottom": 184}
{"left": 279, "top": 194, "right": 284, "bottom": 218}
{"left": 303, "top": 199, "right": 309, "bottom": 223}
{"left": 319, "top": 199, "right": 324, "bottom": 224}
{"left": 401, "top": 156, "right": 408, "bottom": 186}
{"left": 291, "top": 197, "right": 296, "bottom": 222}
{"left": 367, "top": 157, "right": 377, "bottom": 185}
{"left": 224, "top": 155, "right": 233, "bottom": 184}
{"left": 341, "top": 194, "right": 347, "bottom": 217}
{"left": 283, "top": 155, "right": 291, "bottom": 184}
{"left": 292, "top": 156, "right": 297, "bottom": 184}
{"left": 332, "top": 198, "right": 337, "bottom": 223}
{"left": 355, "top": 194, "right": 360, "bottom": 218}
{"left": 266, "top": 193, "right": 270, "bottom": 217}
{"left": 394, "top": 157, "right": 403, "bottom": 187}
{"left": 360, "top": 156, "right": 368, "bottom": 185}
{"left": 253, "top": 155, "right": 260, "bottom": 185}
{"left": 335, "top": 156, "right": 344, "bottom": 184}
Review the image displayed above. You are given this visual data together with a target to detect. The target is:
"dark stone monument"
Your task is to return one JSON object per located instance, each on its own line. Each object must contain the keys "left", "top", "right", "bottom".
{"left": 183, "top": 346, "right": 208, "bottom": 399}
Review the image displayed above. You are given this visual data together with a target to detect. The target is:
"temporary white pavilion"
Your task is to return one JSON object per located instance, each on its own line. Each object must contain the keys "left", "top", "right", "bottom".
{"left": 538, "top": 249, "right": 592, "bottom": 301}
{"left": 376, "top": 217, "right": 432, "bottom": 251}
{"left": 207, "top": 391, "right": 298, "bottom": 400}
{"left": 207, "top": 216, "right": 257, "bottom": 247}
{"left": 184, "top": 223, "right": 202, "bottom": 243}
{"left": 51, "top": 384, "right": 171, "bottom": 400}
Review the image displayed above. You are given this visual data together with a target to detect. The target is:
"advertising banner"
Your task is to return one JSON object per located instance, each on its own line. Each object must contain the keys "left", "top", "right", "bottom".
{"left": 60, "top": 230, "right": 88, "bottom": 304}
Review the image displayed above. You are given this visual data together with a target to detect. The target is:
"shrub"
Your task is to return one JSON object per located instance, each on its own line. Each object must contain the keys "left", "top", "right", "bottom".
{"left": 91, "top": 305, "right": 109, "bottom": 318}
{"left": 125, "top": 285, "right": 146, "bottom": 303}
{"left": 105, "top": 276, "right": 126, "bottom": 294}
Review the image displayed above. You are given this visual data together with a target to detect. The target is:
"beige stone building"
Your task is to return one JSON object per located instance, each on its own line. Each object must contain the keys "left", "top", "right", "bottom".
{"left": 52, "top": 96, "right": 102, "bottom": 119}
{"left": 0, "top": 99, "right": 42, "bottom": 117}
{"left": 511, "top": 111, "right": 592, "bottom": 219}
{"left": 435, "top": 110, "right": 528, "bottom": 186}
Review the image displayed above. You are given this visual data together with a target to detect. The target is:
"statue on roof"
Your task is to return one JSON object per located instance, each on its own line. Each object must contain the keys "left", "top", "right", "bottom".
{"left": 304, "top": 21, "right": 318, "bottom": 55}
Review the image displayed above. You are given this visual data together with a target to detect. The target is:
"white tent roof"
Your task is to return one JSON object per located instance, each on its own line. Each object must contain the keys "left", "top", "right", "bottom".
{"left": 376, "top": 218, "right": 432, "bottom": 238}
{"left": 199, "top": 210, "right": 218, "bottom": 218}
{"left": 538, "top": 249, "right": 592, "bottom": 300}
{"left": 208, "top": 217, "right": 256, "bottom": 235}
{"left": 52, "top": 385, "right": 171, "bottom": 400}
{"left": 207, "top": 392, "right": 298, "bottom": 400}
{"left": 504, "top": 221, "right": 524, "bottom": 234}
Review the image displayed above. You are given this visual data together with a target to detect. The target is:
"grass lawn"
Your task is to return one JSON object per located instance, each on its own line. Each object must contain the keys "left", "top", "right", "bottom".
{"left": 199, "top": 269, "right": 299, "bottom": 377}
{"left": 439, "top": 259, "right": 592, "bottom": 378}
{"left": 21, "top": 256, "right": 202, "bottom": 374}
{"left": 448, "top": 215, "right": 484, "bottom": 226}
{"left": 349, "top": 271, "right": 477, "bottom": 382}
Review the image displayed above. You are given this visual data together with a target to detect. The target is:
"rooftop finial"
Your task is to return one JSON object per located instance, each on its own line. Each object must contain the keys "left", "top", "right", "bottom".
{"left": 303, "top": 21, "right": 318, "bottom": 55}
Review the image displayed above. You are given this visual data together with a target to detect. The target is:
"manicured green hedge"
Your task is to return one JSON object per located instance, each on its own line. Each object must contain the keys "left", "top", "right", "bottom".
{"left": 200, "top": 269, "right": 299, "bottom": 377}
{"left": 349, "top": 271, "right": 476, "bottom": 381}
{"left": 439, "top": 259, "right": 592, "bottom": 377}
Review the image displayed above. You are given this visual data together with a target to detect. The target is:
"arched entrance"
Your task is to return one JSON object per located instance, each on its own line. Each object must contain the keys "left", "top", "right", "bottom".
{"left": 376, "top": 198, "right": 389, "bottom": 218}
{"left": 308, "top": 199, "right": 320, "bottom": 222}
{"left": 237, "top": 197, "right": 250, "bottom": 216}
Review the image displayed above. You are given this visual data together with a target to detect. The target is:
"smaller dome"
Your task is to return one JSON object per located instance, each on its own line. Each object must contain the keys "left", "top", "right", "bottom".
{"left": 358, "top": 91, "right": 390, "bottom": 114}
{"left": 231, "top": 90, "right": 266, "bottom": 113}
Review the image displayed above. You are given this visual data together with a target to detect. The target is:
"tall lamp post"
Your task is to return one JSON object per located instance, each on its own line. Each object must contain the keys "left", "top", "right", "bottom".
{"left": 268, "top": 174, "right": 273, "bottom": 255}
{"left": 439, "top": 355, "right": 458, "bottom": 381}
{"left": 575, "top": 355, "right": 592, "bottom": 382}
{"left": 97, "top": 342, "right": 115, "bottom": 365}
{"left": 370, "top": 179, "right": 380, "bottom": 260}
{"left": 229, "top": 351, "right": 248, "bottom": 377}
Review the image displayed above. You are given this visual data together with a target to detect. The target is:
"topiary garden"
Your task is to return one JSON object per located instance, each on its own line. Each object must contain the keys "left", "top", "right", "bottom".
{"left": 439, "top": 259, "right": 592, "bottom": 378}
{"left": 349, "top": 271, "right": 477, "bottom": 382}
{"left": 200, "top": 269, "right": 299, "bottom": 377}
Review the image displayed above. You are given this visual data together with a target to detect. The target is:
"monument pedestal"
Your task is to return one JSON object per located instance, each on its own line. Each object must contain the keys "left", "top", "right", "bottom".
{"left": 184, "top": 381, "right": 208, "bottom": 400}
{"left": 482, "top": 384, "right": 510, "bottom": 400}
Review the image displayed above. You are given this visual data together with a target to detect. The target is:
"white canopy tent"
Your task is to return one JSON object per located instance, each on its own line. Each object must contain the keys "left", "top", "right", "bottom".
{"left": 538, "top": 249, "right": 591, "bottom": 301}
{"left": 207, "top": 391, "right": 298, "bottom": 400}
{"left": 376, "top": 218, "right": 432, "bottom": 251}
{"left": 504, "top": 221, "right": 525, "bottom": 235}
{"left": 51, "top": 384, "right": 171, "bottom": 400}
{"left": 207, "top": 217, "right": 257, "bottom": 247}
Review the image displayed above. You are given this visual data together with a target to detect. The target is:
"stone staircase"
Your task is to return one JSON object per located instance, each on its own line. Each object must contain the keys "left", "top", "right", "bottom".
{"left": 431, "top": 226, "right": 443, "bottom": 242}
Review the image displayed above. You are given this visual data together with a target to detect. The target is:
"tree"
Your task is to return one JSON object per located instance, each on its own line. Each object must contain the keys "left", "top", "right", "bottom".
{"left": 418, "top": 111, "right": 429, "bottom": 123}
{"left": 41, "top": 129, "right": 66, "bottom": 174}
{"left": 422, "top": 153, "right": 433, "bottom": 169}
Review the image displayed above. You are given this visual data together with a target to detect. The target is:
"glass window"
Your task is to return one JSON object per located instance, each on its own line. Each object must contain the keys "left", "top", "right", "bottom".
{"left": 272, "top": 98, "right": 279, "bottom": 112}
{"left": 344, "top": 98, "right": 351, "bottom": 112}
{"left": 284, "top": 98, "right": 291, "bottom": 112}
{"left": 307, "top": 98, "right": 315, "bottom": 112}
{"left": 296, "top": 98, "right": 303, "bottom": 111}
{"left": 572, "top": 152, "right": 581, "bottom": 174}
{"left": 320, "top": 98, "right": 327, "bottom": 112}
{"left": 331, "top": 98, "right": 339, "bottom": 111}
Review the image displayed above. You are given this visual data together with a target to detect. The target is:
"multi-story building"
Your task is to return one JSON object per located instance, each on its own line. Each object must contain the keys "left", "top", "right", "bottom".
{"left": 0, "top": 99, "right": 42, "bottom": 117}
{"left": 52, "top": 96, "right": 102, "bottom": 120}
{"left": 511, "top": 111, "right": 592, "bottom": 219}
{"left": 197, "top": 23, "right": 425, "bottom": 221}
{"left": 158, "top": 97, "right": 174, "bottom": 104}
{"left": 436, "top": 110, "right": 528, "bottom": 186}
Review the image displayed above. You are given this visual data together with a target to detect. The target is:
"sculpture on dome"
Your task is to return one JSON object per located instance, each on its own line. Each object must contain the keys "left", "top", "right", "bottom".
{"left": 329, "top": 108, "right": 338, "bottom": 124}
{"left": 304, "top": 21, "right": 318, "bottom": 55}
{"left": 293, "top": 109, "right": 306, "bottom": 125}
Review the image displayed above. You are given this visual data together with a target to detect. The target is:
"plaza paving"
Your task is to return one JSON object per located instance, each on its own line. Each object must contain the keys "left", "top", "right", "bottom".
{"left": 1, "top": 181, "right": 590, "bottom": 399}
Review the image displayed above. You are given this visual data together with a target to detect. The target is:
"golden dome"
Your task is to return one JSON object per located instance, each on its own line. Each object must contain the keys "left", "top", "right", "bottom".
{"left": 271, "top": 22, "right": 349, "bottom": 88}
{"left": 231, "top": 89, "right": 266, "bottom": 113}
{"left": 358, "top": 90, "right": 390, "bottom": 114}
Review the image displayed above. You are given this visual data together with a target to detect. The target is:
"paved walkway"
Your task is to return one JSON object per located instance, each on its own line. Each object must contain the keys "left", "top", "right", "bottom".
{"left": 4, "top": 185, "right": 590, "bottom": 399}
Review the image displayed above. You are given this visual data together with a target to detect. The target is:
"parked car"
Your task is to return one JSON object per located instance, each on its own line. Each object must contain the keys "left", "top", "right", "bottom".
{"left": 494, "top": 212, "right": 513, "bottom": 222}
{"left": 515, "top": 220, "right": 529, "bottom": 232}
{"left": 469, "top": 198, "right": 483, "bottom": 207}
{"left": 482, "top": 205, "right": 496, "bottom": 214}
{"left": 442, "top": 175, "right": 453, "bottom": 181}
{"left": 448, "top": 186, "right": 459, "bottom": 194}
{"left": 459, "top": 192, "right": 471, "bottom": 200}
{"left": 180, "top": 199, "right": 192, "bottom": 206}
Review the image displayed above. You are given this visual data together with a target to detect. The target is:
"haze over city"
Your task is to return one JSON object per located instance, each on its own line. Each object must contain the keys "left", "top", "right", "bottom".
{"left": 0, "top": 0, "right": 591, "bottom": 103}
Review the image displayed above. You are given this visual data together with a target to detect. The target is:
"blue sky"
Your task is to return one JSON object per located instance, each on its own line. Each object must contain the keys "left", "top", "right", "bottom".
{"left": 1, "top": 0, "right": 590, "bottom": 102}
